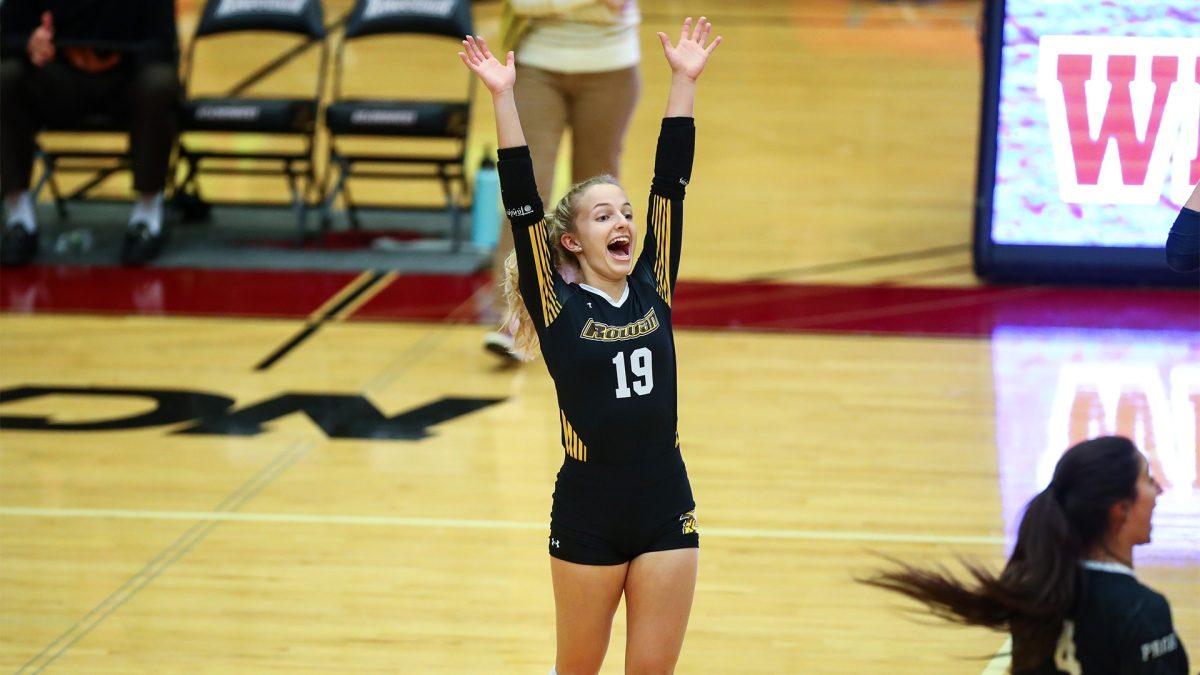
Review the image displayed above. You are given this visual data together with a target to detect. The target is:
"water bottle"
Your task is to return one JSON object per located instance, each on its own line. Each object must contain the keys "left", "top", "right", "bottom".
{"left": 471, "top": 151, "right": 501, "bottom": 250}
{"left": 53, "top": 228, "right": 94, "bottom": 257}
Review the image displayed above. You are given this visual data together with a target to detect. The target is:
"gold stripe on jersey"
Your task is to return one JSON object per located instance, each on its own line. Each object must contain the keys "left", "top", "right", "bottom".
{"left": 651, "top": 195, "right": 672, "bottom": 307}
{"left": 529, "top": 220, "right": 562, "bottom": 326}
{"left": 559, "top": 410, "right": 588, "bottom": 462}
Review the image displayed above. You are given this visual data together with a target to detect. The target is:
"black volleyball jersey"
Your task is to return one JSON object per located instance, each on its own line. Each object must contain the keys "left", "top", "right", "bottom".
{"left": 498, "top": 117, "right": 694, "bottom": 465}
{"left": 1021, "top": 562, "right": 1189, "bottom": 674}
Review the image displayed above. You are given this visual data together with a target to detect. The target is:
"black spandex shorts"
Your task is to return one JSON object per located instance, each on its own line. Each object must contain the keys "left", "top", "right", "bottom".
{"left": 548, "top": 449, "right": 698, "bottom": 566}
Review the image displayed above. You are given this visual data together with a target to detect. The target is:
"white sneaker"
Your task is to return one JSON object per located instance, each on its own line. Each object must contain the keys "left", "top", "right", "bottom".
{"left": 483, "top": 330, "right": 520, "bottom": 363}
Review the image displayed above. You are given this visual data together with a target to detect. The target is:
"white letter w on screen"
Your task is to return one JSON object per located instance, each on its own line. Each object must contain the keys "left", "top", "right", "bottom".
{"left": 1037, "top": 36, "right": 1199, "bottom": 205}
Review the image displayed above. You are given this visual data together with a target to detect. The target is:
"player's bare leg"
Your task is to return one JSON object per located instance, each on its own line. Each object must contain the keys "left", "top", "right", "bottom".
{"left": 551, "top": 557, "right": 628, "bottom": 675}
{"left": 623, "top": 548, "right": 698, "bottom": 675}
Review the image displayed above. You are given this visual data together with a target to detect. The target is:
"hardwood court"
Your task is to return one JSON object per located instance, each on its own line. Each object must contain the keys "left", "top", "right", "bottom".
{"left": 2, "top": 310, "right": 1197, "bottom": 672}
{"left": 2, "top": 1, "right": 1197, "bottom": 673}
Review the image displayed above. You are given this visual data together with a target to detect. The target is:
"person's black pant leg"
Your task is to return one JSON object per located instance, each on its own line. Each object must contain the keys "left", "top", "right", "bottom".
{"left": 2, "top": 61, "right": 115, "bottom": 197}
{"left": 0, "top": 59, "right": 38, "bottom": 197}
{"left": 126, "top": 62, "right": 179, "bottom": 194}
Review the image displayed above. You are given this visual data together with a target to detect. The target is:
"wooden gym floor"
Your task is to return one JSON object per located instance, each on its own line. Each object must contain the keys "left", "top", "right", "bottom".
{"left": 1, "top": 1, "right": 1197, "bottom": 673}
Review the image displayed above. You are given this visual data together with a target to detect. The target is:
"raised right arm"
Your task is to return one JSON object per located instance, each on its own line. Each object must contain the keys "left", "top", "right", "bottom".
{"left": 459, "top": 36, "right": 562, "bottom": 329}
{"left": 1166, "top": 182, "right": 1199, "bottom": 273}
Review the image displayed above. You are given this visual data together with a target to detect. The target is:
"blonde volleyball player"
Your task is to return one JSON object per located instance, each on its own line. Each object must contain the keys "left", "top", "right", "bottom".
{"left": 458, "top": 17, "right": 720, "bottom": 675}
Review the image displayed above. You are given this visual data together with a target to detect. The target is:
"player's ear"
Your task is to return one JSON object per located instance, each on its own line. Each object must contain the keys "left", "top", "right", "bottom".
{"left": 1108, "top": 499, "right": 1131, "bottom": 527}
{"left": 561, "top": 232, "right": 583, "bottom": 254}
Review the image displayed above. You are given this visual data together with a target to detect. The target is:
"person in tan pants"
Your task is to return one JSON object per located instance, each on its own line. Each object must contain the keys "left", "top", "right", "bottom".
{"left": 484, "top": 0, "right": 641, "bottom": 360}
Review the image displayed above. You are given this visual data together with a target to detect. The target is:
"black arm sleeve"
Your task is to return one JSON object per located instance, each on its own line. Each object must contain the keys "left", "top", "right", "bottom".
{"left": 1165, "top": 207, "right": 1199, "bottom": 273}
{"left": 0, "top": 0, "right": 42, "bottom": 60}
{"left": 636, "top": 117, "right": 695, "bottom": 306}
{"left": 1117, "top": 595, "right": 1189, "bottom": 674}
{"left": 498, "top": 145, "right": 562, "bottom": 330}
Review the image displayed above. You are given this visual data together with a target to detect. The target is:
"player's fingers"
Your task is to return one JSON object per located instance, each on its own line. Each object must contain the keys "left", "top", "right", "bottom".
{"left": 465, "top": 35, "right": 482, "bottom": 61}
{"left": 656, "top": 31, "right": 671, "bottom": 51}
{"left": 692, "top": 16, "right": 705, "bottom": 42}
{"left": 505, "top": 51, "right": 515, "bottom": 68}
{"left": 705, "top": 35, "right": 722, "bottom": 55}
{"left": 679, "top": 17, "right": 691, "bottom": 43}
{"left": 476, "top": 35, "right": 494, "bottom": 61}
{"left": 460, "top": 40, "right": 477, "bottom": 65}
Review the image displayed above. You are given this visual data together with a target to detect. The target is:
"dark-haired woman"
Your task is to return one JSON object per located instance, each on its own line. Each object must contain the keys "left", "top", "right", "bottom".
{"left": 863, "top": 436, "right": 1189, "bottom": 673}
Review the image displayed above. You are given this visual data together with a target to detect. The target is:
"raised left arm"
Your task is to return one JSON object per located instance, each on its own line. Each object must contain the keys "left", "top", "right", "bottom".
{"left": 638, "top": 18, "right": 720, "bottom": 305}
{"left": 657, "top": 16, "right": 721, "bottom": 118}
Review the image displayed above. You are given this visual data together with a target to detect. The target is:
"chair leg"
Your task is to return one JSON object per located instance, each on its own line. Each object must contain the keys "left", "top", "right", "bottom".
{"left": 48, "top": 174, "right": 68, "bottom": 220}
{"left": 285, "top": 167, "right": 307, "bottom": 245}
{"left": 440, "top": 169, "right": 461, "bottom": 253}
{"left": 320, "top": 156, "right": 349, "bottom": 236}
{"left": 342, "top": 169, "right": 362, "bottom": 231}
{"left": 317, "top": 151, "right": 336, "bottom": 235}
{"left": 32, "top": 152, "right": 69, "bottom": 220}
{"left": 173, "top": 151, "right": 211, "bottom": 222}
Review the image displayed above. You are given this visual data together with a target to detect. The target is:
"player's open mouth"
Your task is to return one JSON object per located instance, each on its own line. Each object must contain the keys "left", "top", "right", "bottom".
{"left": 607, "top": 236, "right": 631, "bottom": 261}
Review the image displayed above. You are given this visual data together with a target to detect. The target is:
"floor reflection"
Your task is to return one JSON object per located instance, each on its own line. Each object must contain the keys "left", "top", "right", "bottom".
{"left": 992, "top": 327, "right": 1200, "bottom": 564}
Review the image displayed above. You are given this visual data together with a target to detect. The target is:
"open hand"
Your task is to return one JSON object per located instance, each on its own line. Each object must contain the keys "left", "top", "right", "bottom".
{"left": 458, "top": 35, "right": 515, "bottom": 95}
{"left": 27, "top": 11, "right": 55, "bottom": 67}
{"left": 657, "top": 17, "right": 721, "bottom": 82}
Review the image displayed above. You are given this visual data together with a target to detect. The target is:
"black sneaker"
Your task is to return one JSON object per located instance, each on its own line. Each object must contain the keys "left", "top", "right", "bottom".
{"left": 119, "top": 222, "right": 167, "bottom": 266}
{"left": 0, "top": 225, "right": 38, "bottom": 267}
{"left": 483, "top": 330, "right": 522, "bottom": 364}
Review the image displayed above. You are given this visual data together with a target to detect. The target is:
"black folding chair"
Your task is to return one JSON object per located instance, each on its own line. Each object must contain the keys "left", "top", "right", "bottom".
{"left": 33, "top": 112, "right": 129, "bottom": 220}
{"left": 174, "top": 0, "right": 327, "bottom": 240}
{"left": 319, "top": 0, "right": 473, "bottom": 250}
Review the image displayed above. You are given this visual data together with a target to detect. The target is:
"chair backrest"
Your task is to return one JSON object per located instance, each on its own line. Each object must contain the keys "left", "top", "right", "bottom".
{"left": 344, "top": 0, "right": 472, "bottom": 40}
{"left": 195, "top": 0, "right": 326, "bottom": 39}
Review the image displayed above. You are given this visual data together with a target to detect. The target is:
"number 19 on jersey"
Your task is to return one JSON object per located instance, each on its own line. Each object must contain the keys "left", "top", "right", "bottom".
{"left": 613, "top": 348, "right": 654, "bottom": 398}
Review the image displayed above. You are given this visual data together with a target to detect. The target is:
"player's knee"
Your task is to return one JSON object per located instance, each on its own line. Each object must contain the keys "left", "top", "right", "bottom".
{"left": 625, "top": 652, "right": 677, "bottom": 675}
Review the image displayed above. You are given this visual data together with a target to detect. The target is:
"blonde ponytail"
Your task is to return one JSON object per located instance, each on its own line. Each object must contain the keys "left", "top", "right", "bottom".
{"left": 500, "top": 174, "right": 620, "bottom": 360}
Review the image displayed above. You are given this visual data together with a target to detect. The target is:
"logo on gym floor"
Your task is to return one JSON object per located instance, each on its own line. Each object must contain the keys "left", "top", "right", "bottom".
{"left": 679, "top": 510, "right": 697, "bottom": 535}
{"left": 0, "top": 385, "right": 503, "bottom": 442}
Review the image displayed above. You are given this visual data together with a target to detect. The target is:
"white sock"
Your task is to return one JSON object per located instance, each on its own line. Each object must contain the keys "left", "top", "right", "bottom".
{"left": 5, "top": 191, "right": 37, "bottom": 233}
{"left": 129, "top": 192, "right": 164, "bottom": 235}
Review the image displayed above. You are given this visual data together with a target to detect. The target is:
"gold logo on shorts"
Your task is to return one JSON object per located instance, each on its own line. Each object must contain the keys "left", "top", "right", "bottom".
{"left": 679, "top": 510, "right": 697, "bottom": 535}
{"left": 579, "top": 308, "right": 660, "bottom": 342}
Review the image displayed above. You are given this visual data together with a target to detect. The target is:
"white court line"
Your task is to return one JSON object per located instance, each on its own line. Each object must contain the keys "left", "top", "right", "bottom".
{"left": 0, "top": 506, "right": 1006, "bottom": 546}
{"left": 981, "top": 637, "right": 1012, "bottom": 675}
